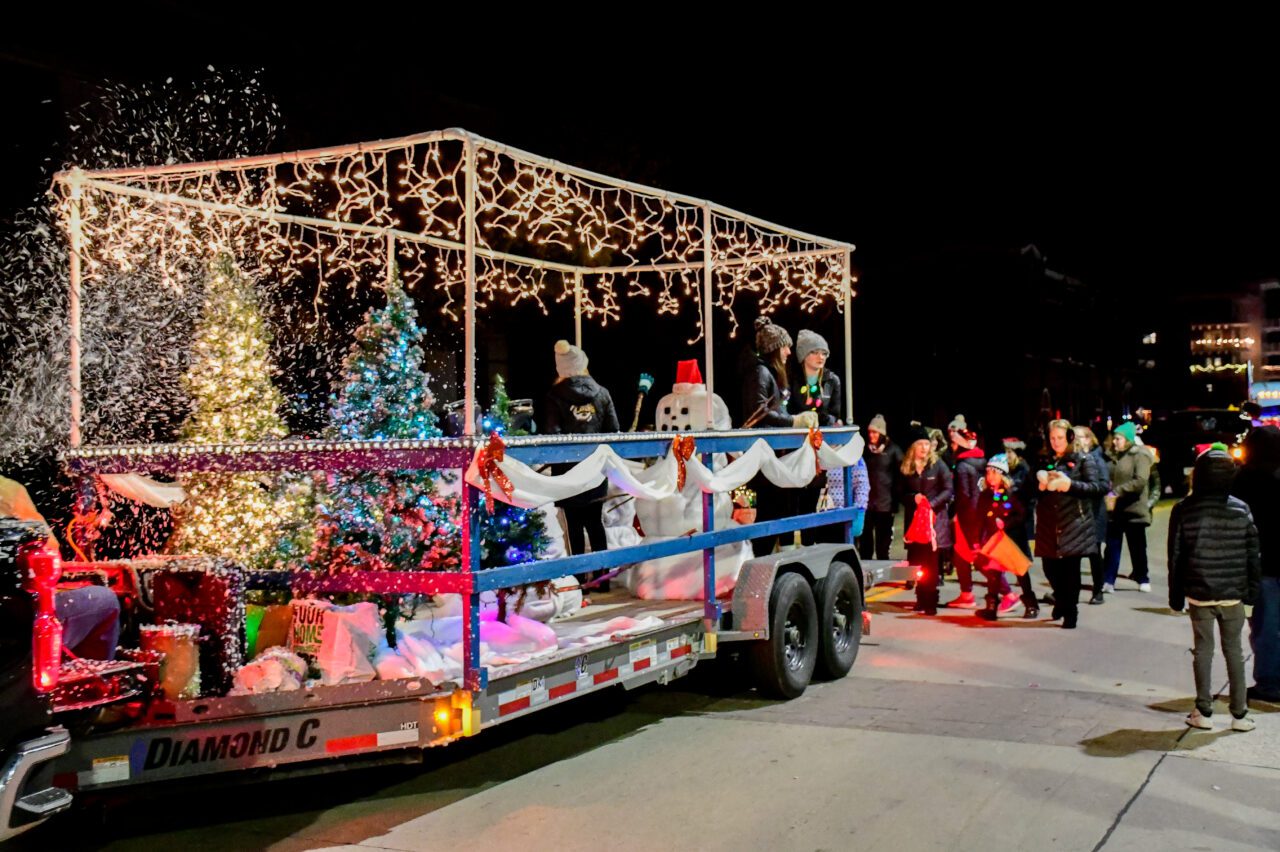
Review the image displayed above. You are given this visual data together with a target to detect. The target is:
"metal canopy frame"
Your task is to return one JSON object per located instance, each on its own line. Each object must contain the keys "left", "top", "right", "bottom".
{"left": 54, "top": 127, "right": 856, "bottom": 450}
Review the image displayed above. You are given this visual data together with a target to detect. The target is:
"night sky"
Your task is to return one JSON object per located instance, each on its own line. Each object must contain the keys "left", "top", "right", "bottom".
{"left": 4, "top": 15, "right": 1278, "bottom": 444}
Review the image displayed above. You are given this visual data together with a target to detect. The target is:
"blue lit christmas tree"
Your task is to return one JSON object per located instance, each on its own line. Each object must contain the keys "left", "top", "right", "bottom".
{"left": 306, "top": 272, "right": 461, "bottom": 575}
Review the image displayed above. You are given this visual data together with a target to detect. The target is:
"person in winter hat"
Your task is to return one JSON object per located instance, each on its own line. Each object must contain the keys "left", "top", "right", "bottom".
{"left": 544, "top": 341, "right": 620, "bottom": 568}
{"left": 859, "top": 414, "right": 902, "bottom": 561}
{"left": 1169, "top": 444, "right": 1261, "bottom": 731}
{"left": 790, "top": 330, "right": 842, "bottom": 427}
{"left": 740, "top": 317, "right": 815, "bottom": 555}
{"left": 897, "top": 425, "right": 953, "bottom": 615}
{"left": 945, "top": 416, "right": 985, "bottom": 609}
{"left": 973, "top": 454, "right": 1028, "bottom": 620}
{"left": 1231, "top": 424, "right": 1280, "bottom": 703}
{"left": 1105, "top": 420, "right": 1153, "bottom": 593}
{"left": 788, "top": 329, "right": 844, "bottom": 543}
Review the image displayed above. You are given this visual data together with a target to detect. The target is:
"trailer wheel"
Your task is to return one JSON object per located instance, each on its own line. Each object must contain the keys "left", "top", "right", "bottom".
{"left": 815, "top": 562, "right": 862, "bottom": 680}
{"left": 748, "top": 572, "right": 818, "bottom": 699}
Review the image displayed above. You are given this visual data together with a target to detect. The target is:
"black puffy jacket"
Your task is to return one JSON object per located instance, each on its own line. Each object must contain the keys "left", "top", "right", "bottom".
{"left": 1034, "top": 450, "right": 1108, "bottom": 558}
{"left": 1231, "top": 425, "right": 1280, "bottom": 579}
{"left": 1169, "top": 449, "right": 1261, "bottom": 609}
{"left": 863, "top": 437, "right": 903, "bottom": 513}
{"left": 951, "top": 448, "right": 986, "bottom": 537}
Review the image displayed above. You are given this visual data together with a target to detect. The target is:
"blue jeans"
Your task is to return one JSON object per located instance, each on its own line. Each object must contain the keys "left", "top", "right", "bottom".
{"left": 1251, "top": 576, "right": 1280, "bottom": 697}
{"left": 54, "top": 585, "right": 121, "bottom": 660}
{"left": 1104, "top": 521, "right": 1149, "bottom": 585}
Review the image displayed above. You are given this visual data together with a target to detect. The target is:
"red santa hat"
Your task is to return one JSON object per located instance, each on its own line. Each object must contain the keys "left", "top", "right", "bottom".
{"left": 675, "top": 359, "right": 704, "bottom": 387}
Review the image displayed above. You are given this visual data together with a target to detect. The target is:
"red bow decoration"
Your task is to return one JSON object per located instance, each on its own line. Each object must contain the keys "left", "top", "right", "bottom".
{"left": 476, "top": 432, "right": 515, "bottom": 513}
{"left": 808, "top": 426, "right": 824, "bottom": 479}
{"left": 672, "top": 434, "right": 696, "bottom": 491}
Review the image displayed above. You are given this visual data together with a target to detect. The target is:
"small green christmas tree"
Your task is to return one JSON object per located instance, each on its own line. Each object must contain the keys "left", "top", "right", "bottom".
{"left": 479, "top": 375, "right": 550, "bottom": 568}
{"left": 168, "top": 254, "right": 287, "bottom": 563}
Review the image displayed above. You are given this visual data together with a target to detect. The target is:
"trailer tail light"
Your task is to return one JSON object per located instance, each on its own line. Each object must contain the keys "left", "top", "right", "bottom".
{"left": 19, "top": 542, "right": 64, "bottom": 693}
{"left": 916, "top": 568, "right": 925, "bottom": 580}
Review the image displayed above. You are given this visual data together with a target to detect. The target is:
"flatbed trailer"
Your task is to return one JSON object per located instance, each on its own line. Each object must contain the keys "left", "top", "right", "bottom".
{"left": 39, "top": 428, "right": 906, "bottom": 795}
{"left": 0, "top": 126, "right": 893, "bottom": 839}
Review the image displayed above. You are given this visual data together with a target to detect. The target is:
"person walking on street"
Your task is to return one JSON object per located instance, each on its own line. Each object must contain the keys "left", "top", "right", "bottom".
{"left": 1035, "top": 419, "right": 1108, "bottom": 629}
{"left": 898, "top": 426, "right": 954, "bottom": 616}
{"left": 1169, "top": 445, "right": 1261, "bottom": 731}
{"left": 859, "top": 414, "right": 902, "bottom": 561}
{"left": 974, "top": 454, "right": 1028, "bottom": 621}
{"left": 1104, "top": 421, "right": 1153, "bottom": 593}
{"left": 1231, "top": 424, "right": 1280, "bottom": 704}
{"left": 994, "top": 441, "right": 1040, "bottom": 617}
{"left": 1074, "top": 426, "right": 1112, "bottom": 604}
{"left": 946, "top": 417, "right": 985, "bottom": 608}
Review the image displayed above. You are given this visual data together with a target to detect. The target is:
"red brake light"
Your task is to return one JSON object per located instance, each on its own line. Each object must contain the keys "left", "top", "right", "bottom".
{"left": 19, "top": 542, "right": 63, "bottom": 693}
{"left": 916, "top": 568, "right": 925, "bottom": 580}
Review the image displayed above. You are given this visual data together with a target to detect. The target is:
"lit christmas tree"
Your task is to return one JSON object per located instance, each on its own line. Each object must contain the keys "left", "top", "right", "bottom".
{"left": 307, "top": 272, "right": 460, "bottom": 575}
{"left": 168, "top": 255, "right": 287, "bottom": 562}
{"left": 479, "top": 375, "right": 550, "bottom": 569}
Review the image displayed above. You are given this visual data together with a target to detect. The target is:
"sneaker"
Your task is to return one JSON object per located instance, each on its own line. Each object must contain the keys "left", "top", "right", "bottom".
{"left": 1186, "top": 709, "right": 1214, "bottom": 730}
{"left": 1102, "top": 583, "right": 1115, "bottom": 594}
{"left": 1231, "top": 715, "right": 1256, "bottom": 732}
{"left": 999, "top": 592, "right": 1022, "bottom": 613}
{"left": 1022, "top": 605, "right": 1040, "bottom": 619}
{"left": 1089, "top": 593, "right": 1105, "bottom": 605}
{"left": 1247, "top": 685, "right": 1280, "bottom": 704}
{"left": 977, "top": 608, "right": 998, "bottom": 622}
{"left": 948, "top": 591, "right": 978, "bottom": 608}
{"left": 1138, "top": 583, "right": 1152, "bottom": 593}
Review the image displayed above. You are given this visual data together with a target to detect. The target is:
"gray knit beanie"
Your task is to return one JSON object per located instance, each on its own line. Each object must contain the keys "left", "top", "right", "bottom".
{"left": 754, "top": 316, "right": 792, "bottom": 355}
{"left": 868, "top": 413, "right": 887, "bottom": 435}
{"left": 795, "top": 329, "right": 830, "bottom": 364}
{"left": 554, "top": 339, "right": 589, "bottom": 377}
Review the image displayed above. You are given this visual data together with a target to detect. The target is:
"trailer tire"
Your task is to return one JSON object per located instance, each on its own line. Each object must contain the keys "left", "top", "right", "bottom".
{"left": 748, "top": 572, "right": 818, "bottom": 699}
{"left": 815, "top": 561, "right": 862, "bottom": 680}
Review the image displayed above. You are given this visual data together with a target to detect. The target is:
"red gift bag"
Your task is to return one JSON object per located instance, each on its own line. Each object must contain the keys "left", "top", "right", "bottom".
{"left": 904, "top": 504, "right": 936, "bottom": 549}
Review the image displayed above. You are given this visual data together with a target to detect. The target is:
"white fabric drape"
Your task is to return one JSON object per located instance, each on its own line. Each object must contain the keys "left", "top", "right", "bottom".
{"left": 100, "top": 473, "right": 188, "bottom": 508}
{"left": 466, "top": 433, "right": 864, "bottom": 510}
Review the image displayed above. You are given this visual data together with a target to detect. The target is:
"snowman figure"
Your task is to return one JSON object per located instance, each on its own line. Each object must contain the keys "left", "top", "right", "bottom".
{"left": 618, "top": 360, "right": 754, "bottom": 600}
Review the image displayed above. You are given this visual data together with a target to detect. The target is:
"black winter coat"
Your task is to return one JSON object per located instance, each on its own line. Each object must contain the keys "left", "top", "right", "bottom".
{"left": 863, "top": 438, "right": 903, "bottom": 513}
{"left": 1009, "top": 458, "right": 1037, "bottom": 541}
{"left": 1169, "top": 450, "right": 1262, "bottom": 609}
{"left": 1087, "top": 446, "right": 1112, "bottom": 544}
{"left": 789, "top": 370, "right": 843, "bottom": 427}
{"left": 544, "top": 376, "right": 619, "bottom": 506}
{"left": 1034, "top": 450, "right": 1108, "bottom": 558}
{"left": 544, "top": 376, "right": 620, "bottom": 436}
{"left": 952, "top": 448, "right": 986, "bottom": 536}
{"left": 1231, "top": 425, "right": 1280, "bottom": 579}
{"left": 898, "top": 459, "right": 954, "bottom": 549}
{"left": 975, "top": 488, "right": 1027, "bottom": 549}
{"left": 742, "top": 359, "right": 793, "bottom": 428}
